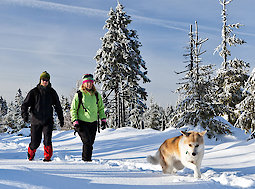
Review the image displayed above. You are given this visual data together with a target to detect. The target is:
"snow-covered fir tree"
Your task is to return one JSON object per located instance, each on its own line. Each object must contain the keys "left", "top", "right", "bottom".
{"left": 143, "top": 98, "right": 164, "bottom": 130}
{"left": 94, "top": 1, "right": 150, "bottom": 128}
{"left": 0, "top": 96, "right": 8, "bottom": 132}
{"left": 235, "top": 69, "right": 255, "bottom": 134}
{"left": 0, "top": 96, "right": 8, "bottom": 117}
{"left": 3, "top": 89, "right": 26, "bottom": 132}
{"left": 175, "top": 24, "right": 194, "bottom": 80}
{"left": 142, "top": 100, "right": 174, "bottom": 131}
{"left": 214, "top": 0, "right": 245, "bottom": 64}
{"left": 170, "top": 22, "right": 231, "bottom": 138}
{"left": 163, "top": 105, "right": 174, "bottom": 130}
{"left": 125, "top": 82, "right": 148, "bottom": 129}
{"left": 60, "top": 95, "right": 72, "bottom": 130}
{"left": 129, "top": 99, "right": 144, "bottom": 129}
{"left": 214, "top": 0, "right": 249, "bottom": 125}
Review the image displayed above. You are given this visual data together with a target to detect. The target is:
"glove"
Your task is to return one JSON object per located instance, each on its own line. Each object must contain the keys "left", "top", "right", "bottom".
{"left": 23, "top": 115, "right": 28, "bottom": 123}
{"left": 73, "top": 120, "right": 79, "bottom": 128}
{"left": 101, "top": 119, "right": 107, "bottom": 130}
{"left": 60, "top": 120, "right": 64, "bottom": 127}
{"left": 23, "top": 117, "right": 28, "bottom": 123}
{"left": 73, "top": 120, "right": 79, "bottom": 135}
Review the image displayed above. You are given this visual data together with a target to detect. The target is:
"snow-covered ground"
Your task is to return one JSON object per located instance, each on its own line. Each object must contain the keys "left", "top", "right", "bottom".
{"left": 0, "top": 127, "right": 254, "bottom": 189}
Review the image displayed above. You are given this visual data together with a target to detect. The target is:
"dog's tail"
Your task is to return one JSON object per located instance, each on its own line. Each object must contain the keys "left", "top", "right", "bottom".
{"left": 147, "top": 150, "right": 160, "bottom": 165}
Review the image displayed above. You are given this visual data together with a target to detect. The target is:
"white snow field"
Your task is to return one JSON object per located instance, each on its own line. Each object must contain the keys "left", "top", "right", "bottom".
{"left": 0, "top": 127, "right": 254, "bottom": 189}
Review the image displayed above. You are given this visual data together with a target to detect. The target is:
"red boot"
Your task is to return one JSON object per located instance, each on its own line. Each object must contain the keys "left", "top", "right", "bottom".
{"left": 28, "top": 147, "right": 36, "bottom": 161}
{"left": 44, "top": 145, "right": 53, "bottom": 162}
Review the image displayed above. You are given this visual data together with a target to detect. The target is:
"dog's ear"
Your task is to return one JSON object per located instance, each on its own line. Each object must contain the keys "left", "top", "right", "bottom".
{"left": 199, "top": 130, "right": 207, "bottom": 136}
{"left": 180, "top": 131, "right": 190, "bottom": 137}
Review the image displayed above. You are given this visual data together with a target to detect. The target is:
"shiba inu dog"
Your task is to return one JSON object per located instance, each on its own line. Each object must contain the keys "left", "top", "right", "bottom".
{"left": 147, "top": 131, "right": 206, "bottom": 178}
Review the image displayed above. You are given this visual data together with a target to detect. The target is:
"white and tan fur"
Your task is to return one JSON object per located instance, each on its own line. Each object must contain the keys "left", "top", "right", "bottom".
{"left": 147, "top": 131, "right": 206, "bottom": 178}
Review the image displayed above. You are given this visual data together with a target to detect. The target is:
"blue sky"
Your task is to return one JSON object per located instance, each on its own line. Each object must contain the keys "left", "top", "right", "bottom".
{"left": 0, "top": 0, "right": 254, "bottom": 106}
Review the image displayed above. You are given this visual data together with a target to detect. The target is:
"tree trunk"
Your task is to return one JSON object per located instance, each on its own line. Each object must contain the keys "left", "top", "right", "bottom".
{"left": 118, "top": 92, "right": 121, "bottom": 128}
{"left": 122, "top": 96, "right": 125, "bottom": 127}
{"left": 115, "top": 89, "right": 118, "bottom": 129}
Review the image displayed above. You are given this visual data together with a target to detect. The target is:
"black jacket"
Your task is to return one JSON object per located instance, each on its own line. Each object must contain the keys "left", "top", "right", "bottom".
{"left": 21, "top": 84, "right": 64, "bottom": 126}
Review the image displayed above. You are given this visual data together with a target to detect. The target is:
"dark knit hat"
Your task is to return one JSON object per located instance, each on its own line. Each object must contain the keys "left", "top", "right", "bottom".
{"left": 82, "top": 74, "right": 94, "bottom": 84}
{"left": 40, "top": 71, "right": 50, "bottom": 80}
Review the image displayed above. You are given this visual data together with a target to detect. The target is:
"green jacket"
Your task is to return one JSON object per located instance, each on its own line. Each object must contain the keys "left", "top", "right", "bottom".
{"left": 70, "top": 89, "right": 106, "bottom": 123}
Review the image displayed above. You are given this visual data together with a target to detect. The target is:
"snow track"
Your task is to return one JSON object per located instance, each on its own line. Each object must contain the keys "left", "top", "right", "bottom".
{"left": 0, "top": 127, "right": 254, "bottom": 188}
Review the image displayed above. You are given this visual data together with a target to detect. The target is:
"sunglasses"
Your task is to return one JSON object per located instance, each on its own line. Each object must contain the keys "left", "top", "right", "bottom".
{"left": 42, "top": 78, "right": 49, "bottom": 82}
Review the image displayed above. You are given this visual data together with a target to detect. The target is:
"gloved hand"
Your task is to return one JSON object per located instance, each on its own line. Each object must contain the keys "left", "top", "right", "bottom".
{"left": 73, "top": 120, "right": 79, "bottom": 128}
{"left": 23, "top": 117, "right": 28, "bottom": 123}
{"left": 23, "top": 115, "right": 28, "bottom": 123}
{"left": 101, "top": 119, "right": 107, "bottom": 130}
{"left": 60, "top": 120, "right": 64, "bottom": 127}
{"left": 73, "top": 120, "right": 79, "bottom": 135}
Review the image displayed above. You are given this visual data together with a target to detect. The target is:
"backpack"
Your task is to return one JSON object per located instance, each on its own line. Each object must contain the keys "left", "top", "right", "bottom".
{"left": 76, "top": 90, "right": 101, "bottom": 132}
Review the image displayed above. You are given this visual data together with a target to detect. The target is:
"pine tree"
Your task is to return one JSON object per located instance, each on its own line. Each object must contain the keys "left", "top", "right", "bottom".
{"left": 163, "top": 105, "right": 174, "bottom": 130}
{"left": 0, "top": 96, "right": 8, "bottom": 133}
{"left": 143, "top": 98, "right": 164, "bottom": 130}
{"left": 214, "top": 0, "right": 249, "bottom": 125}
{"left": 129, "top": 100, "right": 144, "bottom": 129}
{"left": 170, "top": 22, "right": 231, "bottom": 138}
{"left": 60, "top": 95, "right": 72, "bottom": 130}
{"left": 125, "top": 82, "right": 148, "bottom": 129}
{"left": 0, "top": 96, "right": 8, "bottom": 117}
{"left": 235, "top": 69, "right": 255, "bottom": 134}
{"left": 3, "top": 89, "right": 26, "bottom": 132}
{"left": 94, "top": 1, "right": 150, "bottom": 128}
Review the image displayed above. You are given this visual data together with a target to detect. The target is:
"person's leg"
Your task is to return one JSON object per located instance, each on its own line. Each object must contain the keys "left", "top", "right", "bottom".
{"left": 42, "top": 123, "right": 53, "bottom": 161}
{"left": 28, "top": 124, "right": 43, "bottom": 160}
{"left": 78, "top": 121, "right": 97, "bottom": 161}
{"left": 88, "top": 121, "right": 98, "bottom": 148}
{"left": 86, "top": 122, "right": 97, "bottom": 161}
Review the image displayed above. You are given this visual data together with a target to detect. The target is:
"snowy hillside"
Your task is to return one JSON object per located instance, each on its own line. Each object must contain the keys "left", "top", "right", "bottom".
{"left": 0, "top": 127, "right": 254, "bottom": 189}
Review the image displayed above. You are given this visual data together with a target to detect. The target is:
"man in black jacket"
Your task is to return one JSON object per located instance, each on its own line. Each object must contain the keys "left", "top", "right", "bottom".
{"left": 21, "top": 71, "right": 64, "bottom": 161}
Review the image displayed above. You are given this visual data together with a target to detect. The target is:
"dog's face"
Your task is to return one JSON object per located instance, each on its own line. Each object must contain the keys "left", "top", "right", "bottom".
{"left": 181, "top": 131, "right": 206, "bottom": 158}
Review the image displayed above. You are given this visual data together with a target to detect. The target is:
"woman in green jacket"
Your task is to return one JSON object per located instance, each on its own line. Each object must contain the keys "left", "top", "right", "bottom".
{"left": 70, "top": 74, "right": 106, "bottom": 162}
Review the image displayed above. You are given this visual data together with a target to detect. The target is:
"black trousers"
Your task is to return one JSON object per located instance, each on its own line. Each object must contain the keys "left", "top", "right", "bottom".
{"left": 77, "top": 120, "right": 97, "bottom": 161}
{"left": 29, "top": 123, "right": 53, "bottom": 150}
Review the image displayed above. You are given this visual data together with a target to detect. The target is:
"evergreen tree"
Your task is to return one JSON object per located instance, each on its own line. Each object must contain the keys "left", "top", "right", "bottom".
{"left": 235, "top": 69, "right": 255, "bottom": 134}
{"left": 214, "top": 0, "right": 249, "bottom": 124}
{"left": 170, "top": 22, "right": 231, "bottom": 138}
{"left": 129, "top": 100, "right": 144, "bottom": 129}
{"left": 125, "top": 82, "right": 148, "bottom": 129}
{"left": 94, "top": 1, "right": 150, "bottom": 128}
{"left": 60, "top": 95, "right": 72, "bottom": 130}
{"left": 143, "top": 98, "right": 164, "bottom": 130}
{"left": 4, "top": 89, "right": 26, "bottom": 132}
{"left": 0, "top": 96, "right": 8, "bottom": 117}
{"left": 163, "top": 105, "right": 174, "bottom": 130}
{"left": 0, "top": 96, "right": 8, "bottom": 133}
